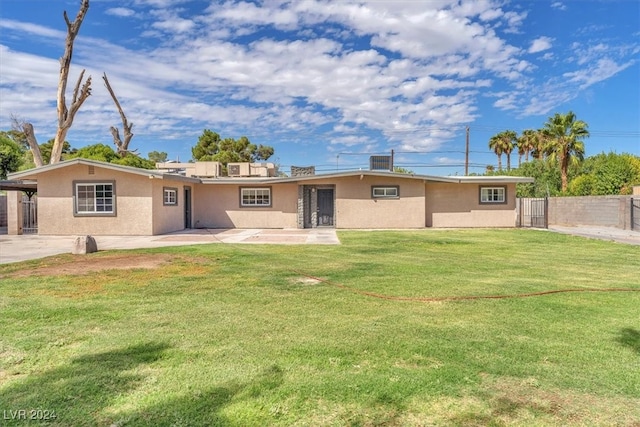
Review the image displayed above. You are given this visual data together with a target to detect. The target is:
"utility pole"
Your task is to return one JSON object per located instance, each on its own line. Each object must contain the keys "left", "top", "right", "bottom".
{"left": 465, "top": 126, "right": 470, "bottom": 176}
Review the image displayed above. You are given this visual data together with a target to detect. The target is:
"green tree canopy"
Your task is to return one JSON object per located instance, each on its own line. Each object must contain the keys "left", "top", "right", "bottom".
{"left": 0, "top": 134, "right": 25, "bottom": 179}
{"left": 192, "top": 130, "right": 274, "bottom": 165}
{"left": 69, "top": 143, "right": 119, "bottom": 163}
{"left": 148, "top": 151, "right": 168, "bottom": 163}
{"left": 393, "top": 167, "right": 414, "bottom": 174}
{"left": 69, "top": 143, "right": 154, "bottom": 169}
{"left": 568, "top": 152, "right": 640, "bottom": 195}
{"left": 39, "top": 139, "right": 74, "bottom": 164}
{"left": 0, "top": 130, "right": 28, "bottom": 150}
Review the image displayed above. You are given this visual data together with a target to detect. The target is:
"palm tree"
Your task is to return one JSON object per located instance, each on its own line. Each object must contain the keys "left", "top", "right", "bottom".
{"left": 517, "top": 129, "right": 539, "bottom": 165}
{"left": 489, "top": 130, "right": 517, "bottom": 171}
{"left": 532, "top": 129, "right": 548, "bottom": 160}
{"left": 500, "top": 130, "right": 517, "bottom": 171}
{"left": 542, "top": 111, "right": 589, "bottom": 192}
{"left": 489, "top": 134, "right": 504, "bottom": 170}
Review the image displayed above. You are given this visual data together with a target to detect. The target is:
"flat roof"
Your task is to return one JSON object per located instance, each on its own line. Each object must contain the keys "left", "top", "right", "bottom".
{"left": 8, "top": 159, "right": 535, "bottom": 186}
{"left": 201, "top": 170, "right": 534, "bottom": 185}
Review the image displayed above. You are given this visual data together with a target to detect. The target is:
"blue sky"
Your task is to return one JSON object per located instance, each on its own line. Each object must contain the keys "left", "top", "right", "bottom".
{"left": 1, "top": 0, "right": 638, "bottom": 175}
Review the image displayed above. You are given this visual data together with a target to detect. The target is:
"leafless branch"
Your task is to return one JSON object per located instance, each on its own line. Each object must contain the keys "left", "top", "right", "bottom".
{"left": 50, "top": 0, "right": 91, "bottom": 164}
{"left": 103, "top": 72, "right": 134, "bottom": 156}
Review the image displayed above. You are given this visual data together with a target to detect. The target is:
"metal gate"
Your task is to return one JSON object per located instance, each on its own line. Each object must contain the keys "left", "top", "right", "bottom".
{"left": 22, "top": 195, "right": 38, "bottom": 234}
{"left": 632, "top": 198, "right": 640, "bottom": 231}
{"left": 517, "top": 197, "right": 548, "bottom": 228}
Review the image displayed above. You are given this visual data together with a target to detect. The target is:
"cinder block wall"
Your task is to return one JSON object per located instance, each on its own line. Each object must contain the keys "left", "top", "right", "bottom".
{"left": 548, "top": 195, "right": 633, "bottom": 229}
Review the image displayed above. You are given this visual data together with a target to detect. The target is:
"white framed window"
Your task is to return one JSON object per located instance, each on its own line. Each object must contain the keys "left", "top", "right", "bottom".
{"left": 480, "top": 186, "right": 506, "bottom": 204}
{"left": 74, "top": 182, "right": 115, "bottom": 215}
{"left": 372, "top": 186, "right": 399, "bottom": 198}
{"left": 163, "top": 187, "right": 178, "bottom": 206}
{"left": 240, "top": 187, "right": 271, "bottom": 207}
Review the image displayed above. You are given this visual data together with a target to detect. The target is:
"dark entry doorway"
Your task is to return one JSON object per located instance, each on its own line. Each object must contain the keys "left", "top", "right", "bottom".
{"left": 317, "top": 189, "right": 334, "bottom": 226}
{"left": 184, "top": 187, "right": 192, "bottom": 229}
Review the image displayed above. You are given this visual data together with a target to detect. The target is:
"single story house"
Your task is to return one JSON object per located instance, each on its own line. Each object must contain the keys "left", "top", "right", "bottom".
{"left": 5, "top": 158, "right": 534, "bottom": 235}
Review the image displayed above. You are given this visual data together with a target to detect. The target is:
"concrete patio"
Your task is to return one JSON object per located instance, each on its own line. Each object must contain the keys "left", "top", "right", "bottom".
{"left": 0, "top": 228, "right": 340, "bottom": 264}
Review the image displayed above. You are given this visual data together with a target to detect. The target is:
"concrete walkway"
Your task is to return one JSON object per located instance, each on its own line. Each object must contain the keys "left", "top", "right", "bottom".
{"left": 548, "top": 225, "right": 640, "bottom": 246}
{"left": 0, "top": 228, "right": 340, "bottom": 264}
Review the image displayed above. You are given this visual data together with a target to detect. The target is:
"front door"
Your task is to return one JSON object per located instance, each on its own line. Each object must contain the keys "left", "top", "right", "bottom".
{"left": 317, "top": 189, "right": 334, "bottom": 227}
{"left": 184, "top": 187, "right": 192, "bottom": 229}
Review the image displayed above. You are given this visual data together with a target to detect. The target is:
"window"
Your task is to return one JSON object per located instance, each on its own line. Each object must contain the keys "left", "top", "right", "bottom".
{"left": 164, "top": 187, "right": 178, "bottom": 206}
{"left": 480, "top": 186, "right": 506, "bottom": 204}
{"left": 372, "top": 186, "right": 399, "bottom": 198}
{"left": 241, "top": 187, "right": 271, "bottom": 207}
{"left": 74, "top": 182, "right": 115, "bottom": 215}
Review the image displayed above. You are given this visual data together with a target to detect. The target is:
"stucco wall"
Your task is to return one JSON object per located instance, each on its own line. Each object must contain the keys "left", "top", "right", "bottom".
{"left": 425, "top": 183, "right": 517, "bottom": 227}
{"left": 331, "top": 175, "right": 425, "bottom": 228}
{"left": 151, "top": 180, "right": 190, "bottom": 235}
{"left": 548, "top": 195, "right": 633, "bottom": 229}
{"left": 33, "top": 164, "right": 155, "bottom": 235}
{"left": 193, "top": 183, "right": 298, "bottom": 228}
{"left": 6, "top": 191, "right": 22, "bottom": 235}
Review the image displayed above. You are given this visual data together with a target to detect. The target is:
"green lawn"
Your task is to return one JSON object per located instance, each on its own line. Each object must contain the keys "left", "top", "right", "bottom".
{"left": 1, "top": 229, "right": 639, "bottom": 426}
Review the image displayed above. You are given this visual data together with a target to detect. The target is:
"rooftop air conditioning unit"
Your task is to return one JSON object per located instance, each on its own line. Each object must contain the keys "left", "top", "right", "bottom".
{"left": 370, "top": 155, "right": 392, "bottom": 171}
{"left": 249, "top": 162, "right": 276, "bottom": 177}
{"left": 194, "top": 161, "right": 222, "bottom": 177}
{"left": 227, "top": 162, "right": 250, "bottom": 177}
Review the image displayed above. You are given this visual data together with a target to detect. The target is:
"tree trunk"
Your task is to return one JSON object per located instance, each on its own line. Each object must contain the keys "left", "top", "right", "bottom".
{"left": 50, "top": 0, "right": 91, "bottom": 164}
{"left": 22, "top": 123, "right": 44, "bottom": 167}
{"left": 497, "top": 155, "right": 502, "bottom": 170}
{"left": 560, "top": 153, "right": 568, "bottom": 192}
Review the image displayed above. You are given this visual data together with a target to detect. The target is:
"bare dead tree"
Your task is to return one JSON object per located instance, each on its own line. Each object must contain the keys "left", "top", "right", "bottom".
{"left": 49, "top": 0, "right": 92, "bottom": 164}
{"left": 20, "top": 0, "right": 92, "bottom": 167}
{"left": 11, "top": 116, "right": 44, "bottom": 167}
{"left": 102, "top": 73, "right": 135, "bottom": 156}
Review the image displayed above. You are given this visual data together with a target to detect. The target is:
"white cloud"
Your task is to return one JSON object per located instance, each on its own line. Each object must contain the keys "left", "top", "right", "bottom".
{"left": 105, "top": 8, "right": 136, "bottom": 18}
{"left": 563, "top": 58, "right": 635, "bottom": 89}
{"left": 529, "top": 37, "right": 553, "bottom": 54}
{"left": 1, "top": 0, "right": 637, "bottom": 157}
{"left": 551, "top": 2, "right": 567, "bottom": 11}
{"left": 0, "top": 19, "right": 65, "bottom": 40}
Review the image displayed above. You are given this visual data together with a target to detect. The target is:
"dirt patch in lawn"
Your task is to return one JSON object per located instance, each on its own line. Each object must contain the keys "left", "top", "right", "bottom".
{"left": 1, "top": 253, "right": 175, "bottom": 278}
{"left": 430, "top": 374, "right": 640, "bottom": 426}
{"left": 292, "top": 276, "right": 324, "bottom": 286}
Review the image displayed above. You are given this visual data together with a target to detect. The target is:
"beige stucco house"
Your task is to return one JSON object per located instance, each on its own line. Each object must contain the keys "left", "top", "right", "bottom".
{"left": 5, "top": 158, "right": 533, "bottom": 235}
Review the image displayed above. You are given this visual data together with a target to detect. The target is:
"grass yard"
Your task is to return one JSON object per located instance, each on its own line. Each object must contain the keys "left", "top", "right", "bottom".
{"left": 0, "top": 229, "right": 639, "bottom": 426}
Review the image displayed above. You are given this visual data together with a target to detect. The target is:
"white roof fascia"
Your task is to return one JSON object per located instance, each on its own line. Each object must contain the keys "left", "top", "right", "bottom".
{"left": 453, "top": 176, "right": 535, "bottom": 184}
{"left": 8, "top": 158, "right": 200, "bottom": 183}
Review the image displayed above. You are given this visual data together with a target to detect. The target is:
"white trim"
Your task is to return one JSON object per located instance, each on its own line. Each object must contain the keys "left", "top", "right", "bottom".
{"left": 75, "top": 182, "right": 115, "bottom": 214}
{"left": 480, "top": 186, "right": 506, "bottom": 203}
{"left": 240, "top": 187, "right": 271, "bottom": 207}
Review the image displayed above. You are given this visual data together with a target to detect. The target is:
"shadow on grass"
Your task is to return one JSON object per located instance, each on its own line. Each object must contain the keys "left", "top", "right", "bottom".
{"left": 1, "top": 342, "right": 288, "bottom": 426}
{"left": 617, "top": 328, "right": 640, "bottom": 355}
{"left": 0, "top": 342, "right": 170, "bottom": 426}
{"left": 116, "top": 364, "right": 285, "bottom": 426}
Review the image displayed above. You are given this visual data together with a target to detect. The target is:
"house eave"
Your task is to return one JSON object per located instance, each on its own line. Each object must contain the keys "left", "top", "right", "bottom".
{"left": 7, "top": 159, "right": 201, "bottom": 184}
